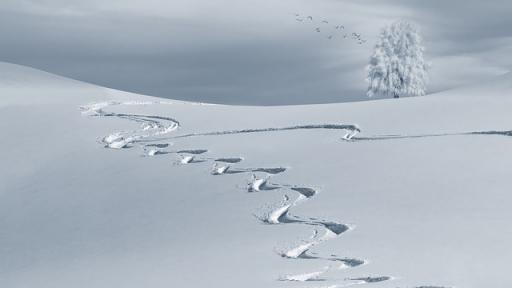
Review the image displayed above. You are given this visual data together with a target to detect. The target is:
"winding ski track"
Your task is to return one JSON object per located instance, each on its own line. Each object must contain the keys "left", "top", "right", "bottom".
{"left": 82, "top": 100, "right": 452, "bottom": 287}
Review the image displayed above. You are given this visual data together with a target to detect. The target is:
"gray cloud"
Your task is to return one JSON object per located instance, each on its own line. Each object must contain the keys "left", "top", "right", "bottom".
{"left": 0, "top": 0, "right": 511, "bottom": 105}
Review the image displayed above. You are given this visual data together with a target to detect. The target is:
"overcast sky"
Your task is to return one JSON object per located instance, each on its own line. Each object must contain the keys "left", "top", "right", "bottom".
{"left": 1, "top": 0, "right": 511, "bottom": 105}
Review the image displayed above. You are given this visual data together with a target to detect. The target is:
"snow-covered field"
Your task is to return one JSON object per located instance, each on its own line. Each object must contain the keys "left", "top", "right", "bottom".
{"left": 2, "top": 62, "right": 512, "bottom": 288}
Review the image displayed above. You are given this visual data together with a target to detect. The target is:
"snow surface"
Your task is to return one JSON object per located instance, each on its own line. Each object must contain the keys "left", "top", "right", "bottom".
{"left": 2, "top": 62, "right": 512, "bottom": 288}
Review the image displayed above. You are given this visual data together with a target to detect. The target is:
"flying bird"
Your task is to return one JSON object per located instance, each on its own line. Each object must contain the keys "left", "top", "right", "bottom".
{"left": 290, "top": 13, "right": 357, "bottom": 42}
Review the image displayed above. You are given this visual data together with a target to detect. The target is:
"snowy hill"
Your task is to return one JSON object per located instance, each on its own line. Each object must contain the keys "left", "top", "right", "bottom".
{"left": 1, "top": 62, "right": 512, "bottom": 288}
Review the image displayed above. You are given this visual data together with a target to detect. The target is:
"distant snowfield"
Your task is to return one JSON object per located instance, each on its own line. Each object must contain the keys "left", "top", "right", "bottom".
{"left": 1, "top": 62, "right": 512, "bottom": 288}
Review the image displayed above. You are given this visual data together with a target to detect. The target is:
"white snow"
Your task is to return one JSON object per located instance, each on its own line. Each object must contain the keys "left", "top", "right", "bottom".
{"left": 283, "top": 242, "right": 316, "bottom": 258}
{"left": 249, "top": 176, "right": 268, "bottom": 192}
{"left": 102, "top": 133, "right": 123, "bottom": 144}
{"left": 2, "top": 62, "right": 512, "bottom": 288}
{"left": 280, "top": 268, "right": 328, "bottom": 281}
{"left": 211, "top": 164, "right": 230, "bottom": 175}
{"left": 107, "top": 137, "right": 137, "bottom": 149}
{"left": 283, "top": 230, "right": 337, "bottom": 259}
{"left": 267, "top": 204, "right": 292, "bottom": 224}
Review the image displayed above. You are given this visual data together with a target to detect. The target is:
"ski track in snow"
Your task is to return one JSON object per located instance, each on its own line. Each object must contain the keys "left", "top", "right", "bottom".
{"left": 279, "top": 266, "right": 330, "bottom": 282}
{"left": 350, "top": 129, "right": 512, "bottom": 142}
{"left": 81, "top": 101, "right": 180, "bottom": 149}
{"left": 214, "top": 157, "right": 244, "bottom": 163}
{"left": 140, "top": 123, "right": 362, "bottom": 142}
{"left": 81, "top": 100, "right": 450, "bottom": 287}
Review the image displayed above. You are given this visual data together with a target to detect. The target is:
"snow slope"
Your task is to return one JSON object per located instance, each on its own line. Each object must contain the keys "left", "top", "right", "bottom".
{"left": 1, "top": 62, "right": 512, "bottom": 288}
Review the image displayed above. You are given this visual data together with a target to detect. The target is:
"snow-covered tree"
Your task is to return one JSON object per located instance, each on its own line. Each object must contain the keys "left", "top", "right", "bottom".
{"left": 366, "top": 20, "right": 428, "bottom": 98}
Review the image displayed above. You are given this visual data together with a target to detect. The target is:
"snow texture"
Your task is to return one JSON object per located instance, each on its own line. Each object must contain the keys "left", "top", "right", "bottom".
{"left": 2, "top": 62, "right": 512, "bottom": 288}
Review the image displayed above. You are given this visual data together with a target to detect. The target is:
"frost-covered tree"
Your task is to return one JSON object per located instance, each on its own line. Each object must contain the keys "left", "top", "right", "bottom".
{"left": 366, "top": 20, "right": 428, "bottom": 98}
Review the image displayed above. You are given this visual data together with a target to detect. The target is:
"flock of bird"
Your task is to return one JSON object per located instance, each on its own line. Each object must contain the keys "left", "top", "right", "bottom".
{"left": 293, "top": 13, "right": 367, "bottom": 44}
